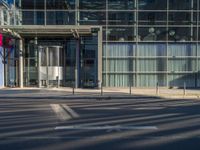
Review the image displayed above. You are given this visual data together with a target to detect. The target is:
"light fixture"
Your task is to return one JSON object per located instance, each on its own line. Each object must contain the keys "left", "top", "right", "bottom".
{"left": 149, "top": 27, "right": 155, "bottom": 33}
{"left": 169, "top": 30, "right": 175, "bottom": 36}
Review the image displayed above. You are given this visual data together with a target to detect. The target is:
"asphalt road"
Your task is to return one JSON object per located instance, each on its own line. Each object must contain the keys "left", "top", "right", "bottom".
{"left": 0, "top": 89, "right": 200, "bottom": 150}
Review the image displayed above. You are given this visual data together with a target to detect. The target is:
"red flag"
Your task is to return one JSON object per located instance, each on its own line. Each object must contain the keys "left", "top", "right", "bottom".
{"left": 0, "top": 34, "right": 2, "bottom": 47}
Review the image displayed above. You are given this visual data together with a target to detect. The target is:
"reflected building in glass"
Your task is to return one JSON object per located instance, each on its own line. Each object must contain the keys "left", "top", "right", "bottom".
{"left": 0, "top": 0, "right": 200, "bottom": 88}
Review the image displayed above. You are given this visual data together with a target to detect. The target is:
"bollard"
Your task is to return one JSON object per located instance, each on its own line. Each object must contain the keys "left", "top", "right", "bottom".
{"left": 129, "top": 83, "right": 132, "bottom": 95}
{"left": 184, "top": 82, "right": 186, "bottom": 96}
{"left": 72, "top": 82, "right": 75, "bottom": 95}
{"left": 56, "top": 76, "right": 59, "bottom": 88}
{"left": 101, "top": 82, "right": 103, "bottom": 96}
{"left": 156, "top": 82, "right": 159, "bottom": 95}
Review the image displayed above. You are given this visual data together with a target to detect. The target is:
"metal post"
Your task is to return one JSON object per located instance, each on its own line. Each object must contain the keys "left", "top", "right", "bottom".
{"left": 129, "top": 83, "right": 132, "bottom": 95}
{"left": 75, "top": 39, "right": 79, "bottom": 88}
{"left": 184, "top": 82, "right": 186, "bottom": 96}
{"left": 19, "top": 39, "right": 23, "bottom": 88}
{"left": 38, "top": 46, "right": 42, "bottom": 88}
{"left": 101, "top": 82, "right": 103, "bottom": 96}
{"left": 72, "top": 82, "right": 75, "bottom": 95}
{"left": 156, "top": 82, "right": 159, "bottom": 95}
{"left": 46, "top": 47, "right": 49, "bottom": 88}
{"left": 56, "top": 76, "right": 59, "bottom": 88}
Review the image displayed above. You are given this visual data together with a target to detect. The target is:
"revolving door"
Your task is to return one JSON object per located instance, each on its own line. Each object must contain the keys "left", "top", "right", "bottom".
{"left": 38, "top": 46, "right": 63, "bottom": 88}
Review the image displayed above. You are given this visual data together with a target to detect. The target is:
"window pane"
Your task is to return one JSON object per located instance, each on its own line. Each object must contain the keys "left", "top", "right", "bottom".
{"left": 107, "top": 27, "right": 135, "bottom": 41}
{"left": 21, "top": 0, "right": 44, "bottom": 9}
{"left": 22, "top": 11, "right": 44, "bottom": 25}
{"left": 108, "top": 0, "right": 135, "bottom": 10}
{"left": 168, "top": 27, "right": 192, "bottom": 41}
{"left": 46, "top": 11, "right": 75, "bottom": 25}
{"left": 138, "top": 0, "right": 167, "bottom": 10}
{"left": 138, "top": 27, "right": 167, "bottom": 41}
{"left": 80, "top": 11, "right": 106, "bottom": 25}
{"left": 46, "top": 0, "right": 75, "bottom": 9}
{"left": 80, "top": 0, "right": 106, "bottom": 10}
{"left": 169, "top": 12, "right": 195, "bottom": 25}
{"left": 169, "top": 0, "right": 193, "bottom": 10}
{"left": 108, "top": 11, "right": 135, "bottom": 25}
{"left": 138, "top": 12, "right": 167, "bottom": 25}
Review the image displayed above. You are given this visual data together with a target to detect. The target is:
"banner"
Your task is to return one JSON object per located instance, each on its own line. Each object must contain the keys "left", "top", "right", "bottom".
{"left": 0, "top": 34, "right": 2, "bottom": 47}
{"left": 0, "top": 46, "right": 4, "bottom": 87}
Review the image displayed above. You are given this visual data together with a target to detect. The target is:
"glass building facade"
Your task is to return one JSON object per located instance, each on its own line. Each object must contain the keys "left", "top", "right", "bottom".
{"left": 1, "top": 0, "right": 200, "bottom": 88}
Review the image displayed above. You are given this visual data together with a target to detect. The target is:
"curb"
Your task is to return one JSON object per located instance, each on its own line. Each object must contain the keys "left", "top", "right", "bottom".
{"left": 0, "top": 95, "right": 159, "bottom": 100}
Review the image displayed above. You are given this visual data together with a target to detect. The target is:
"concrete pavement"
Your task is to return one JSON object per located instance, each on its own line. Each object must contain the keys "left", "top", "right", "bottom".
{"left": 0, "top": 89, "right": 200, "bottom": 150}
{"left": 1, "top": 87, "right": 200, "bottom": 99}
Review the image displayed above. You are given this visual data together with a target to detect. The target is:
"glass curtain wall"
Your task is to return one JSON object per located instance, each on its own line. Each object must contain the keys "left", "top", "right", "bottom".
{"left": 103, "top": 0, "right": 200, "bottom": 88}
{"left": 15, "top": 0, "right": 200, "bottom": 87}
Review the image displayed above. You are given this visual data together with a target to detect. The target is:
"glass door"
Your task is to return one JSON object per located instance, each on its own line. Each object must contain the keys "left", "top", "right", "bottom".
{"left": 38, "top": 46, "right": 63, "bottom": 88}
{"left": 4, "top": 47, "right": 19, "bottom": 87}
{"left": 80, "top": 36, "right": 98, "bottom": 88}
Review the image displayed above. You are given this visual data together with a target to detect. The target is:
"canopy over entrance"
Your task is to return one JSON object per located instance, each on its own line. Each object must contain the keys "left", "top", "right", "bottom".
{"left": 0, "top": 25, "right": 101, "bottom": 37}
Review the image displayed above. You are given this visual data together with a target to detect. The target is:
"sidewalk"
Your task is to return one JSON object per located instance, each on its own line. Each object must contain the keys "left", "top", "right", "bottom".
{"left": 1, "top": 87, "right": 200, "bottom": 99}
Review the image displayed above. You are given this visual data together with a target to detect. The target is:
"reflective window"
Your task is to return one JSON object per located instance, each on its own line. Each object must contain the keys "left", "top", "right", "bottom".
{"left": 169, "top": 0, "right": 192, "bottom": 10}
{"left": 22, "top": 11, "right": 44, "bottom": 25}
{"left": 108, "top": 11, "right": 135, "bottom": 25}
{"left": 108, "top": 0, "right": 135, "bottom": 10}
{"left": 138, "top": 12, "right": 167, "bottom": 25}
{"left": 107, "top": 27, "right": 135, "bottom": 41}
{"left": 168, "top": 27, "right": 192, "bottom": 41}
{"left": 15, "top": 0, "right": 21, "bottom": 8}
{"left": 46, "top": 11, "right": 75, "bottom": 25}
{"left": 80, "top": 11, "right": 106, "bottom": 25}
{"left": 138, "top": 27, "right": 167, "bottom": 41}
{"left": 21, "top": 0, "right": 45, "bottom": 9}
{"left": 169, "top": 12, "right": 195, "bottom": 25}
{"left": 138, "top": 0, "right": 167, "bottom": 10}
{"left": 80, "top": 0, "right": 106, "bottom": 10}
{"left": 46, "top": 0, "right": 75, "bottom": 10}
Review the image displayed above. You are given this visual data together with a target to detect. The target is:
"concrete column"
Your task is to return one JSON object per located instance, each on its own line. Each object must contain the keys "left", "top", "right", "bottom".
{"left": 19, "top": 39, "right": 23, "bottom": 88}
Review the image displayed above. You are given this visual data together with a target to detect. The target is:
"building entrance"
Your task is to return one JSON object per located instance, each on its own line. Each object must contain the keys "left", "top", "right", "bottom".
{"left": 1, "top": 26, "right": 102, "bottom": 88}
{"left": 23, "top": 35, "right": 100, "bottom": 88}
{"left": 38, "top": 46, "right": 63, "bottom": 88}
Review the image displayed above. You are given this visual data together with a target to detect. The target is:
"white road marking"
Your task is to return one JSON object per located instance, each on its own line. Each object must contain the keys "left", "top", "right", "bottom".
{"left": 62, "top": 104, "right": 79, "bottom": 118}
{"left": 55, "top": 125, "right": 158, "bottom": 130}
{"left": 133, "top": 107, "right": 165, "bottom": 110}
{"left": 83, "top": 107, "right": 165, "bottom": 110}
{"left": 50, "top": 104, "right": 71, "bottom": 121}
{"left": 83, "top": 107, "right": 121, "bottom": 110}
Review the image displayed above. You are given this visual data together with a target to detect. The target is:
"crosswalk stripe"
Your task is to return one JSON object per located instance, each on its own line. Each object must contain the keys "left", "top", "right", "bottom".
{"left": 55, "top": 125, "right": 158, "bottom": 130}
{"left": 62, "top": 104, "right": 79, "bottom": 118}
{"left": 50, "top": 104, "right": 71, "bottom": 121}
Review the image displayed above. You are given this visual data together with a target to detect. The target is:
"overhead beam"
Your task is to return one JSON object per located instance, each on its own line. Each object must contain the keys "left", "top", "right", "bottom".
{"left": 0, "top": 25, "right": 101, "bottom": 36}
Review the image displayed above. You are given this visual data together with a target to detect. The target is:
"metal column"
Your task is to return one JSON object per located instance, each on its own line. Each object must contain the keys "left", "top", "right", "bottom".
{"left": 46, "top": 47, "right": 49, "bottom": 88}
{"left": 98, "top": 27, "right": 103, "bottom": 85}
{"left": 19, "top": 39, "right": 23, "bottom": 88}
{"left": 38, "top": 47, "right": 41, "bottom": 88}
{"left": 75, "top": 39, "right": 80, "bottom": 88}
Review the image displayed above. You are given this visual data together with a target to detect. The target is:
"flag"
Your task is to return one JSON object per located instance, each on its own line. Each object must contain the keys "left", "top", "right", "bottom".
{"left": 0, "top": 34, "right": 2, "bottom": 47}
